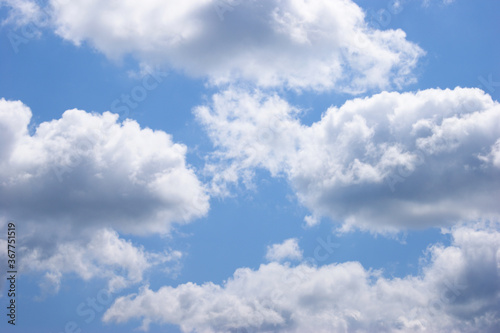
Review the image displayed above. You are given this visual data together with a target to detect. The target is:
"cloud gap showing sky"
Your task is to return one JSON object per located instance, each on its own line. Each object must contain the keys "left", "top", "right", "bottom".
{"left": 0, "top": 0, "right": 499, "bottom": 332}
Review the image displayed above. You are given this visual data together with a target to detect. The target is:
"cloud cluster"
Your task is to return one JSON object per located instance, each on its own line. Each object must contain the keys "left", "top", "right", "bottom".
{"left": 196, "top": 87, "right": 500, "bottom": 232}
{"left": 0, "top": 98, "right": 207, "bottom": 293}
{"left": 103, "top": 224, "right": 500, "bottom": 332}
{"left": 21, "top": 228, "right": 182, "bottom": 294}
{"left": 3, "top": 0, "right": 423, "bottom": 92}
{"left": 0, "top": 98, "right": 209, "bottom": 236}
{"left": 1, "top": 2, "right": 497, "bottom": 333}
{"left": 265, "top": 238, "right": 303, "bottom": 262}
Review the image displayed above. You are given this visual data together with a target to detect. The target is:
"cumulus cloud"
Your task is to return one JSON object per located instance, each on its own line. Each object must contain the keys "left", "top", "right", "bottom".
{"left": 20, "top": 228, "right": 182, "bottom": 295}
{"left": 0, "top": 98, "right": 209, "bottom": 236}
{"left": 2, "top": 0, "right": 423, "bottom": 92}
{"left": 103, "top": 224, "right": 500, "bottom": 332}
{"left": 265, "top": 238, "right": 303, "bottom": 262}
{"left": 0, "top": 98, "right": 206, "bottom": 293}
{"left": 195, "top": 87, "right": 500, "bottom": 232}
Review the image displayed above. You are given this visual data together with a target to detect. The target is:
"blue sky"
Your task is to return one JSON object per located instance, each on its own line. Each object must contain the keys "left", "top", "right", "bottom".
{"left": 0, "top": 0, "right": 499, "bottom": 332}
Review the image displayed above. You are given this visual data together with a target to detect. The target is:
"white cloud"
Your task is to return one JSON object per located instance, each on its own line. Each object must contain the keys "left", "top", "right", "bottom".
{"left": 0, "top": 0, "right": 44, "bottom": 26}
{"left": 103, "top": 224, "right": 500, "bottom": 332}
{"left": 479, "top": 138, "right": 500, "bottom": 169}
{"left": 0, "top": 98, "right": 204, "bottom": 294}
{"left": 0, "top": 98, "right": 209, "bottom": 236}
{"left": 3, "top": 0, "right": 423, "bottom": 92}
{"left": 265, "top": 238, "right": 303, "bottom": 262}
{"left": 195, "top": 87, "right": 500, "bottom": 232}
{"left": 20, "top": 228, "right": 181, "bottom": 295}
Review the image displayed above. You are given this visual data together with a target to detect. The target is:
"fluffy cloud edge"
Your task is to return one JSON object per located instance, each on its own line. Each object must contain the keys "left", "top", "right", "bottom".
{"left": 265, "top": 238, "right": 303, "bottom": 262}
{"left": 20, "top": 228, "right": 183, "bottom": 295}
{"left": 0, "top": 98, "right": 209, "bottom": 236}
{"left": 103, "top": 223, "right": 500, "bottom": 332}
{"left": 195, "top": 87, "right": 500, "bottom": 233}
{"left": 2, "top": 0, "right": 424, "bottom": 93}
